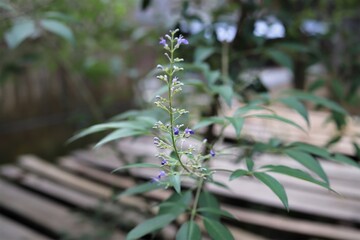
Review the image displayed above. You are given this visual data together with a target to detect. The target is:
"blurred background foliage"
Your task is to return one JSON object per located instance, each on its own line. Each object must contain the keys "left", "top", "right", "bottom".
{"left": 1, "top": 0, "right": 360, "bottom": 162}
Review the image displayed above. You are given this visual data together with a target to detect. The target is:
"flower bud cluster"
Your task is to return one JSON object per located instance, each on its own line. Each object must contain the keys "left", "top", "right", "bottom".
{"left": 151, "top": 29, "right": 215, "bottom": 186}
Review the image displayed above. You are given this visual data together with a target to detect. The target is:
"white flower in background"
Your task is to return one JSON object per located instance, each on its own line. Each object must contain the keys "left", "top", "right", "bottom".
{"left": 254, "top": 16, "right": 285, "bottom": 39}
{"left": 301, "top": 20, "right": 329, "bottom": 36}
{"left": 215, "top": 22, "right": 237, "bottom": 43}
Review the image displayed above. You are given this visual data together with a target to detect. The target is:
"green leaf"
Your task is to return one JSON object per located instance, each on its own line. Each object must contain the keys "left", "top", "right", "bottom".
{"left": 245, "top": 114, "right": 306, "bottom": 132}
{"left": 170, "top": 174, "right": 181, "bottom": 194}
{"left": 308, "top": 79, "right": 325, "bottom": 92}
{"left": 94, "top": 128, "right": 145, "bottom": 147}
{"left": 68, "top": 121, "right": 149, "bottom": 143}
{"left": 212, "top": 85, "right": 233, "bottom": 107}
{"left": 286, "top": 91, "right": 347, "bottom": 115}
{"left": 203, "top": 217, "right": 234, "bottom": 240}
{"left": 254, "top": 172, "right": 289, "bottom": 211}
{"left": 265, "top": 49, "right": 293, "bottom": 70}
{"left": 206, "top": 70, "right": 221, "bottom": 85}
{"left": 246, "top": 157, "right": 254, "bottom": 171}
{"left": 195, "top": 47, "right": 215, "bottom": 63}
{"left": 279, "top": 97, "right": 309, "bottom": 126}
{"left": 118, "top": 182, "right": 162, "bottom": 197}
{"left": 111, "top": 163, "right": 161, "bottom": 173}
{"left": 290, "top": 143, "right": 331, "bottom": 159}
{"left": 226, "top": 117, "right": 244, "bottom": 138}
{"left": 40, "top": 19, "right": 74, "bottom": 44}
{"left": 332, "top": 154, "right": 359, "bottom": 168}
{"left": 193, "top": 117, "right": 226, "bottom": 130}
{"left": 262, "top": 165, "right": 330, "bottom": 189}
{"left": 5, "top": 18, "right": 36, "bottom": 49}
{"left": 126, "top": 214, "right": 175, "bottom": 240}
{"left": 199, "top": 191, "right": 220, "bottom": 221}
{"left": 285, "top": 149, "right": 329, "bottom": 184}
{"left": 234, "top": 104, "right": 271, "bottom": 116}
{"left": 176, "top": 221, "right": 201, "bottom": 240}
{"left": 229, "top": 169, "right": 249, "bottom": 181}
{"left": 197, "top": 207, "right": 236, "bottom": 219}
{"left": 159, "top": 191, "right": 192, "bottom": 216}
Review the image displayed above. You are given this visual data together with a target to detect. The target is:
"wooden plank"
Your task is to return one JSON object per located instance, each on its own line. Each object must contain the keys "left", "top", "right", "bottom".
{"left": 222, "top": 205, "right": 360, "bottom": 240}
{"left": 18, "top": 155, "right": 148, "bottom": 211}
{"left": 0, "top": 165, "right": 153, "bottom": 234}
{"left": 0, "top": 178, "right": 124, "bottom": 239}
{"left": 0, "top": 214, "right": 51, "bottom": 240}
{"left": 59, "top": 156, "right": 172, "bottom": 201}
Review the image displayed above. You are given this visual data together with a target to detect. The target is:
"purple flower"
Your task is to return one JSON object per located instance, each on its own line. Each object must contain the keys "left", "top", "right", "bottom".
{"left": 185, "top": 128, "right": 194, "bottom": 135}
{"left": 177, "top": 36, "right": 189, "bottom": 45}
{"left": 210, "top": 149, "right": 216, "bottom": 157}
{"left": 159, "top": 37, "right": 166, "bottom": 46}
{"left": 173, "top": 127, "right": 179, "bottom": 135}
{"left": 158, "top": 171, "right": 166, "bottom": 179}
{"left": 161, "top": 159, "right": 167, "bottom": 165}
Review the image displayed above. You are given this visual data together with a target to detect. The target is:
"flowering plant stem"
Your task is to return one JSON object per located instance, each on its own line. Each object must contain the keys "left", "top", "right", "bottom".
{"left": 189, "top": 177, "right": 204, "bottom": 236}
{"left": 167, "top": 31, "right": 191, "bottom": 174}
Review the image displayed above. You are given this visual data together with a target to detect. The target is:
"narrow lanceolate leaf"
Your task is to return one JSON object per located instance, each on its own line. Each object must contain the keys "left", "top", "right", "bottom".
{"left": 193, "top": 117, "right": 226, "bottom": 130}
{"left": 254, "top": 172, "right": 289, "bottom": 211}
{"left": 286, "top": 91, "right": 347, "bottom": 115}
{"left": 229, "top": 169, "right": 249, "bottom": 181}
{"left": 226, "top": 117, "right": 244, "bottom": 139}
{"left": 159, "top": 191, "right": 192, "bottom": 216}
{"left": 290, "top": 142, "right": 331, "bottom": 159}
{"left": 279, "top": 97, "right": 309, "bottom": 126}
{"left": 245, "top": 114, "right": 306, "bottom": 133}
{"left": 176, "top": 221, "right": 201, "bottom": 240}
{"left": 94, "top": 128, "right": 145, "bottom": 147}
{"left": 40, "top": 19, "right": 75, "bottom": 44}
{"left": 126, "top": 214, "right": 175, "bottom": 240}
{"left": 68, "top": 121, "right": 148, "bottom": 143}
{"left": 261, "top": 165, "right": 330, "bottom": 189}
{"left": 332, "top": 154, "right": 360, "bottom": 168}
{"left": 170, "top": 174, "right": 181, "bottom": 194}
{"left": 118, "top": 182, "right": 161, "bottom": 197}
{"left": 197, "top": 207, "right": 236, "bottom": 220}
{"left": 203, "top": 217, "right": 234, "bottom": 240}
{"left": 285, "top": 149, "right": 329, "bottom": 184}
{"left": 246, "top": 156, "right": 254, "bottom": 171}
{"left": 199, "top": 191, "right": 220, "bottom": 221}
{"left": 234, "top": 104, "right": 270, "bottom": 116}
{"left": 111, "top": 163, "right": 160, "bottom": 173}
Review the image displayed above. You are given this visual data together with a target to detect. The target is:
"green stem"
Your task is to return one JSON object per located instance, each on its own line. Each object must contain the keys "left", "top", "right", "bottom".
{"left": 188, "top": 177, "right": 204, "bottom": 238}
{"left": 221, "top": 41, "right": 229, "bottom": 83}
{"left": 168, "top": 36, "right": 191, "bottom": 174}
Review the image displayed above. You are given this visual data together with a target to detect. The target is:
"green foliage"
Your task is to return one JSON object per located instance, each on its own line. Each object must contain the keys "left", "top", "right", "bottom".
{"left": 176, "top": 221, "right": 201, "bottom": 240}
{"left": 254, "top": 172, "right": 289, "bottom": 211}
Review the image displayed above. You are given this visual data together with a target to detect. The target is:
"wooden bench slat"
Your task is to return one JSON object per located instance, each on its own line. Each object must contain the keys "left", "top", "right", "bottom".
{"left": 0, "top": 214, "right": 51, "bottom": 240}
{"left": 222, "top": 205, "right": 360, "bottom": 240}
{"left": 0, "top": 178, "right": 124, "bottom": 239}
{"left": 18, "top": 155, "right": 148, "bottom": 211}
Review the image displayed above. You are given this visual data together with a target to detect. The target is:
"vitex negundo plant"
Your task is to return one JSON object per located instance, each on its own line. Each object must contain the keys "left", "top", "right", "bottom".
{"left": 70, "top": 29, "right": 359, "bottom": 240}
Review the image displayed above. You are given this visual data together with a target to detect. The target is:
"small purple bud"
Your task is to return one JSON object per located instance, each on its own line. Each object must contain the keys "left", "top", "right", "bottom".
{"left": 172, "top": 76, "right": 179, "bottom": 83}
{"left": 158, "top": 170, "right": 166, "bottom": 179}
{"left": 161, "top": 159, "right": 167, "bottom": 165}
{"left": 185, "top": 128, "right": 195, "bottom": 135}
{"left": 210, "top": 149, "right": 215, "bottom": 157}
{"left": 174, "top": 127, "right": 179, "bottom": 135}
{"left": 159, "top": 37, "right": 166, "bottom": 46}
